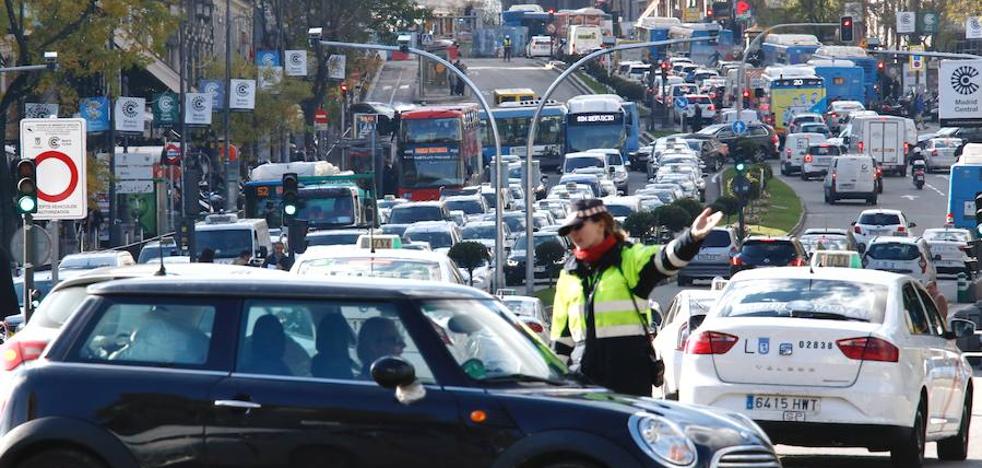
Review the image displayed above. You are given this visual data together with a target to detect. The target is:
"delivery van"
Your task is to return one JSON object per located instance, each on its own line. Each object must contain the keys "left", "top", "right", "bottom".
{"left": 845, "top": 115, "right": 908, "bottom": 176}
{"left": 823, "top": 155, "right": 877, "bottom": 205}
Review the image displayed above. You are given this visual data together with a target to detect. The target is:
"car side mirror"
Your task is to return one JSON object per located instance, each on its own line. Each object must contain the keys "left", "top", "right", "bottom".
{"left": 371, "top": 356, "right": 426, "bottom": 404}
{"left": 608, "top": 166, "right": 616, "bottom": 174}
{"left": 908, "top": 222, "right": 916, "bottom": 228}
{"left": 934, "top": 254, "right": 942, "bottom": 261}
{"left": 850, "top": 221, "right": 856, "bottom": 226}
{"left": 947, "top": 318, "right": 976, "bottom": 340}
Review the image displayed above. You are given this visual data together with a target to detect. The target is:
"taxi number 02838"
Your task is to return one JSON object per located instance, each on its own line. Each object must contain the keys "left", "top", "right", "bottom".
{"left": 799, "top": 340, "right": 833, "bottom": 350}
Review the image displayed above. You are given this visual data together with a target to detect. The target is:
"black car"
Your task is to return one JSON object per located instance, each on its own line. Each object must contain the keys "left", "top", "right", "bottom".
{"left": 0, "top": 277, "right": 777, "bottom": 468}
{"left": 696, "top": 123, "right": 779, "bottom": 162}
{"left": 731, "top": 236, "right": 808, "bottom": 275}
{"left": 505, "top": 232, "right": 570, "bottom": 285}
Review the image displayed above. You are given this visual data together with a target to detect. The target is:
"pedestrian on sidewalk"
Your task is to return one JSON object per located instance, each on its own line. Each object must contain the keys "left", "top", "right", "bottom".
{"left": 454, "top": 60, "right": 468, "bottom": 96}
{"left": 550, "top": 199, "right": 722, "bottom": 396}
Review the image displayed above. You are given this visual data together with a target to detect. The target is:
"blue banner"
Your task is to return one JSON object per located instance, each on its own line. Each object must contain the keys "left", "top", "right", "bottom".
{"left": 80, "top": 96, "right": 110, "bottom": 133}
{"left": 256, "top": 50, "right": 281, "bottom": 67}
{"left": 200, "top": 79, "right": 225, "bottom": 110}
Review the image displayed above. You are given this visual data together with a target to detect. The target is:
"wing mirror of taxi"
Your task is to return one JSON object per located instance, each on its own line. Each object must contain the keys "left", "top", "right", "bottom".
{"left": 947, "top": 318, "right": 976, "bottom": 340}
{"left": 608, "top": 166, "right": 616, "bottom": 174}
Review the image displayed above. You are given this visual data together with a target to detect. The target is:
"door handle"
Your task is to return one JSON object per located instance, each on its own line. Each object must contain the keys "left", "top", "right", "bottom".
{"left": 214, "top": 399, "right": 262, "bottom": 409}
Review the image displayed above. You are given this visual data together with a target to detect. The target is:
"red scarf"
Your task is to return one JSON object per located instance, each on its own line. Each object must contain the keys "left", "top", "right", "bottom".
{"left": 574, "top": 235, "right": 617, "bottom": 264}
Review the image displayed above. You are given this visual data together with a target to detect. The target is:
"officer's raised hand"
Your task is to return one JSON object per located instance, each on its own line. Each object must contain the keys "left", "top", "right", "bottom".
{"left": 690, "top": 208, "right": 723, "bottom": 240}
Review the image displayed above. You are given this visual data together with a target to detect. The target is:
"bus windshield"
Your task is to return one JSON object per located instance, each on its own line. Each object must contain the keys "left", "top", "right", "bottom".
{"left": 298, "top": 195, "right": 355, "bottom": 225}
{"left": 402, "top": 118, "right": 462, "bottom": 144}
{"left": 399, "top": 155, "right": 463, "bottom": 188}
{"left": 486, "top": 115, "right": 563, "bottom": 146}
{"left": 566, "top": 114, "right": 625, "bottom": 153}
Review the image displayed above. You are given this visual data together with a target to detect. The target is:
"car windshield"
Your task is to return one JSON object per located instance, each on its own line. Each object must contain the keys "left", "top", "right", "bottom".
{"left": 463, "top": 224, "right": 497, "bottom": 239}
{"left": 296, "top": 257, "right": 442, "bottom": 281}
{"left": 502, "top": 215, "right": 526, "bottom": 233}
{"left": 924, "top": 230, "right": 970, "bottom": 242}
{"left": 606, "top": 204, "right": 636, "bottom": 217}
{"left": 195, "top": 230, "right": 252, "bottom": 259}
{"left": 445, "top": 199, "right": 484, "bottom": 215}
{"left": 389, "top": 206, "right": 443, "bottom": 224}
{"left": 59, "top": 255, "right": 119, "bottom": 270}
{"left": 420, "top": 299, "right": 569, "bottom": 382}
{"left": 801, "top": 125, "right": 829, "bottom": 135}
{"left": 513, "top": 235, "right": 563, "bottom": 251}
{"left": 702, "top": 230, "right": 733, "bottom": 248}
{"left": 808, "top": 145, "right": 839, "bottom": 156}
{"left": 138, "top": 244, "right": 179, "bottom": 263}
{"left": 564, "top": 157, "right": 603, "bottom": 172}
{"left": 800, "top": 235, "right": 849, "bottom": 251}
{"left": 716, "top": 279, "right": 888, "bottom": 323}
{"left": 32, "top": 284, "right": 90, "bottom": 328}
{"left": 859, "top": 213, "right": 901, "bottom": 226}
{"left": 307, "top": 232, "right": 364, "bottom": 247}
{"left": 866, "top": 243, "right": 920, "bottom": 261}
{"left": 405, "top": 231, "right": 453, "bottom": 249}
{"left": 605, "top": 153, "right": 623, "bottom": 165}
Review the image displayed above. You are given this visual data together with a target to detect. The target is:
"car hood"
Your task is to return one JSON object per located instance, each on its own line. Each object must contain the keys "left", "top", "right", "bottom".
{"left": 489, "top": 386, "right": 770, "bottom": 451}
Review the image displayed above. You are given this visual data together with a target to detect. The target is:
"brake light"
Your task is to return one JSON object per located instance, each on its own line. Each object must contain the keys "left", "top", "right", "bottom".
{"left": 804, "top": 154, "right": 813, "bottom": 163}
{"left": 897, "top": 225, "right": 906, "bottom": 233}
{"left": 708, "top": 104, "right": 715, "bottom": 111}
{"left": 830, "top": 112, "right": 838, "bottom": 118}
{"left": 676, "top": 322, "right": 690, "bottom": 351}
{"left": 857, "top": 141, "right": 864, "bottom": 152}
{"left": 836, "top": 337, "right": 899, "bottom": 362}
{"left": 730, "top": 255, "right": 744, "bottom": 266}
{"left": 854, "top": 225, "right": 862, "bottom": 234}
{"left": 875, "top": 166, "right": 882, "bottom": 177}
{"left": 786, "top": 148, "right": 792, "bottom": 157}
{"left": 0, "top": 339, "right": 48, "bottom": 371}
{"left": 524, "top": 320, "right": 544, "bottom": 334}
{"left": 789, "top": 257, "right": 806, "bottom": 266}
{"left": 904, "top": 143, "right": 910, "bottom": 154}
{"left": 931, "top": 149, "right": 938, "bottom": 157}
{"left": 686, "top": 331, "right": 738, "bottom": 355}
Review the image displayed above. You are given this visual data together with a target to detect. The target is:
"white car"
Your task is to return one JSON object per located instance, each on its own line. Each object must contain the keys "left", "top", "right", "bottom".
{"left": 403, "top": 221, "right": 462, "bottom": 255}
{"left": 59, "top": 250, "right": 135, "bottom": 271}
{"left": 680, "top": 267, "right": 975, "bottom": 464}
{"left": 585, "top": 149, "right": 629, "bottom": 194}
{"left": 654, "top": 289, "right": 720, "bottom": 400}
{"left": 922, "top": 227, "right": 972, "bottom": 277}
{"left": 498, "top": 295, "right": 550, "bottom": 342}
{"left": 292, "top": 245, "right": 469, "bottom": 286}
{"left": 862, "top": 236, "right": 938, "bottom": 286}
{"left": 526, "top": 35, "right": 552, "bottom": 57}
{"left": 852, "top": 209, "right": 914, "bottom": 252}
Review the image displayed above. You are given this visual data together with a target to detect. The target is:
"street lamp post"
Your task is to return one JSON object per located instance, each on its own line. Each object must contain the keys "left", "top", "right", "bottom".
{"left": 307, "top": 31, "right": 507, "bottom": 291}
{"left": 522, "top": 37, "right": 715, "bottom": 294}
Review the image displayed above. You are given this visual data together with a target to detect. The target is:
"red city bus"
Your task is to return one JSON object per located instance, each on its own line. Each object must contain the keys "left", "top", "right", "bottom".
{"left": 397, "top": 105, "right": 483, "bottom": 201}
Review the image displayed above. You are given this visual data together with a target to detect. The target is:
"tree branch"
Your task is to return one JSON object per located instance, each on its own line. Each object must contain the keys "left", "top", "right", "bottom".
{"left": 40, "top": 0, "right": 101, "bottom": 50}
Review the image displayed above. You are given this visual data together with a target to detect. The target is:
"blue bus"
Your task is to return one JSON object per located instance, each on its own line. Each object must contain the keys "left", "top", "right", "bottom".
{"left": 667, "top": 23, "right": 734, "bottom": 66}
{"left": 565, "top": 94, "right": 639, "bottom": 159}
{"left": 808, "top": 61, "right": 866, "bottom": 104}
{"left": 947, "top": 162, "right": 982, "bottom": 232}
{"left": 479, "top": 101, "right": 568, "bottom": 170}
{"left": 761, "top": 34, "right": 821, "bottom": 65}
{"left": 812, "top": 46, "right": 880, "bottom": 105}
{"left": 635, "top": 17, "right": 680, "bottom": 61}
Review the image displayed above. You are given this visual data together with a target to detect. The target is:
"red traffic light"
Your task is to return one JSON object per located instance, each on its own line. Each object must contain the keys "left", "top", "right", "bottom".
{"left": 706, "top": 7, "right": 713, "bottom": 16}
{"left": 743, "top": 89, "right": 751, "bottom": 98}
{"left": 660, "top": 61, "right": 670, "bottom": 70}
{"left": 735, "top": 0, "right": 750, "bottom": 15}
{"left": 339, "top": 82, "right": 349, "bottom": 93}
{"left": 877, "top": 60, "right": 885, "bottom": 70}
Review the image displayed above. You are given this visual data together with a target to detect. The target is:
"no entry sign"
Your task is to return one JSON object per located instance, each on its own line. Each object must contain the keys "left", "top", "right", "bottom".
{"left": 20, "top": 118, "right": 87, "bottom": 220}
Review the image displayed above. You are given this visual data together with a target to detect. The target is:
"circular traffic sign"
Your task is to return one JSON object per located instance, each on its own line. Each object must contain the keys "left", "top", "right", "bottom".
{"left": 10, "top": 224, "right": 51, "bottom": 266}
{"left": 34, "top": 150, "right": 79, "bottom": 203}
{"left": 674, "top": 96, "right": 689, "bottom": 110}
{"left": 732, "top": 120, "right": 748, "bottom": 136}
{"left": 163, "top": 143, "right": 181, "bottom": 165}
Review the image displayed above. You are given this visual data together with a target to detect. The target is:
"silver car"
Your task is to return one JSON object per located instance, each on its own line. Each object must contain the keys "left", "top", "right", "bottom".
{"left": 922, "top": 138, "right": 962, "bottom": 172}
{"left": 677, "top": 227, "right": 738, "bottom": 285}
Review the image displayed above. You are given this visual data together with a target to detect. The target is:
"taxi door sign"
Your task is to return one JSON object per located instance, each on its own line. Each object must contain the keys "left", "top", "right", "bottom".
{"left": 909, "top": 45, "right": 924, "bottom": 71}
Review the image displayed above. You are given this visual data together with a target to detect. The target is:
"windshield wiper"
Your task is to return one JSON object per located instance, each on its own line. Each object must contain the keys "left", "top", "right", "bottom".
{"left": 482, "top": 373, "right": 572, "bottom": 386}
{"left": 788, "top": 310, "right": 869, "bottom": 322}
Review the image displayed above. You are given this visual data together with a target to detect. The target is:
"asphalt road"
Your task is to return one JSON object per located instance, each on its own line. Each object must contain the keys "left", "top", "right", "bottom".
{"left": 464, "top": 57, "right": 583, "bottom": 104}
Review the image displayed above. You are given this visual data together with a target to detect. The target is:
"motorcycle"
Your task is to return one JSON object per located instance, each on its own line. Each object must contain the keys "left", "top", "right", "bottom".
{"left": 912, "top": 160, "right": 926, "bottom": 190}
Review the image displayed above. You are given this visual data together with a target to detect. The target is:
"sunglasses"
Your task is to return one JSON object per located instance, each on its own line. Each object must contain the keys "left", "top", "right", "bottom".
{"left": 570, "top": 214, "right": 602, "bottom": 232}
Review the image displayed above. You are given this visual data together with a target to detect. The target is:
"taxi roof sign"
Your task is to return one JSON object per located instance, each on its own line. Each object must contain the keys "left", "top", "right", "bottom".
{"left": 357, "top": 234, "right": 402, "bottom": 250}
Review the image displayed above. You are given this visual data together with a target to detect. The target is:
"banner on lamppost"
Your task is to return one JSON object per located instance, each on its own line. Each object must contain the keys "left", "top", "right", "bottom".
{"left": 968, "top": 17, "right": 982, "bottom": 39}
{"left": 285, "top": 50, "right": 308, "bottom": 76}
{"left": 257, "top": 49, "right": 283, "bottom": 92}
{"left": 896, "top": 11, "right": 916, "bottom": 34}
{"left": 919, "top": 11, "right": 939, "bottom": 34}
{"left": 229, "top": 79, "right": 256, "bottom": 110}
{"left": 114, "top": 97, "right": 146, "bottom": 133}
{"left": 153, "top": 92, "right": 179, "bottom": 127}
{"left": 328, "top": 54, "right": 347, "bottom": 81}
{"left": 25, "top": 103, "right": 58, "bottom": 119}
{"left": 185, "top": 93, "right": 212, "bottom": 125}
{"left": 200, "top": 79, "right": 225, "bottom": 110}
{"left": 79, "top": 96, "right": 110, "bottom": 133}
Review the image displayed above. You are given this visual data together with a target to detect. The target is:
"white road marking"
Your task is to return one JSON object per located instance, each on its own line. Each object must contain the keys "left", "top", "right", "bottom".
{"left": 925, "top": 183, "right": 946, "bottom": 197}
{"left": 389, "top": 67, "right": 405, "bottom": 105}
{"left": 901, "top": 195, "right": 919, "bottom": 201}
{"left": 381, "top": 85, "right": 392, "bottom": 91}
{"left": 399, "top": 85, "right": 410, "bottom": 89}
{"left": 467, "top": 66, "right": 546, "bottom": 71}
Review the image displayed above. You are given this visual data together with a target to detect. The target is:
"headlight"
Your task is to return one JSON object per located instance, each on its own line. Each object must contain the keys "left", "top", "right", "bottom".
{"left": 507, "top": 259, "right": 519, "bottom": 267}
{"left": 628, "top": 413, "right": 697, "bottom": 466}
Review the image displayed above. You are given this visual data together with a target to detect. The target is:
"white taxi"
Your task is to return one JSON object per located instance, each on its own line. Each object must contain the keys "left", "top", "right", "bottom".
{"left": 654, "top": 289, "right": 721, "bottom": 400}
{"left": 291, "top": 244, "right": 468, "bottom": 286}
{"left": 679, "top": 267, "right": 975, "bottom": 466}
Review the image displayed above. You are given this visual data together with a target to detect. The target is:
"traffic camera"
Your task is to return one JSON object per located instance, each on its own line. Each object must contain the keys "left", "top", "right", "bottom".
{"left": 397, "top": 34, "right": 412, "bottom": 53}
{"left": 840, "top": 16, "right": 854, "bottom": 43}
{"left": 282, "top": 172, "right": 300, "bottom": 224}
{"left": 14, "top": 159, "right": 37, "bottom": 214}
{"left": 43, "top": 51, "right": 57, "bottom": 71}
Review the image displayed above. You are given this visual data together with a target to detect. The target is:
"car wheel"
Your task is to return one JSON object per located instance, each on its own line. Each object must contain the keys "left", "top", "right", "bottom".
{"left": 938, "top": 391, "right": 972, "bottom": 461}
{"left": 824, "top": 190, "right": 830, "bottom": 204}
{"left": 17, "top": 449, "right": 106, "bottom": 468}
{"left": 891, "top": 401, "right": 926, "bottom": 468}
{"left": 539, "top": 459, "right": 602, "bottom": 468}
{"left": 780, "top": 163, "right": 788, "bottom": 176}
{"left": 800, "top": 171, "right": 808, "bottom": 181}
{"left": 869, "top": 195, "right": 878, "bottom": 205}
{"left": 900, "top": 166, "right": 908, "bottom": 177}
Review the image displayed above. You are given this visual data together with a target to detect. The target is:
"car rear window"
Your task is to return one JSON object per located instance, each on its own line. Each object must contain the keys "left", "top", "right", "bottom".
{"left": 716, "top": 279, "right": 887, "bottom": 323}
{"left": 859, "top": 213, "right": 901, "bottom": 225}
{"left": 808, "top": 145, "right": 840, "bottom": 155}
{"left": 702, "top": 230, "right": 733, "bottom": 248}
{"left": 741, "top": 240, "right": 796, "bottom": 258}
{"left": 865, "top": 243, "right": 920, "bottom": 261}
{"left": 689, "top": 96, "right": 711, "bottom": 104}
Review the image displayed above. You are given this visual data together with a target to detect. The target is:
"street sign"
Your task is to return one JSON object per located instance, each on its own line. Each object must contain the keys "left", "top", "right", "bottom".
{"left": 115, "top": 180, "right": 155, "bottom": 195}
{"left": 731, "top": 120, "right": 748, "bottom": 136}
{"left": 354, "top": 113, "right": 379, "bottom": 138}
{"left": 20, "top": 118, "right": 87, "bottom": 220}
{"left": 674, "top": 96, "right": 689, "bottom": 110}
{"left": 909, "top": 45, "right": 924, "bottom": 71}
{"left": 939, "top": 59, "right": 982, "bottom": 127}
{"left": 968, "top": 17, "right": 982, "bottom": 39}
{"left": 733, "top": 177, "right": 752, "bottom": 196}
{"left": 896, "top": 11, "right": 916, "bottom": 34}
{"left": 114, "top": 153, "right": 157, "bottom": 180}
{"left": 163, "top": 143, "right": 181, "bottom": 165}
{"left": 420, "top": 34, "right": 434, "bottom": 46}
{"left": 10, "top": 224, "right": 51, "bottom": 266}
{"left": 314, "top": 108, "right": 328, "bottom": 131}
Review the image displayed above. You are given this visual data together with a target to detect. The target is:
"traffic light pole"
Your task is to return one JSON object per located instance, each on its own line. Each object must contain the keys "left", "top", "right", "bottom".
{"left": 22, "top": 214, "right": 33, "bottom": 321}
{"left": 523, "top": 37, "right": 714, "bottom": 294}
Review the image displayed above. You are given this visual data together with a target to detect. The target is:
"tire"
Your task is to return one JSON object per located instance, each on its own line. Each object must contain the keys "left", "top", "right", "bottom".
{"left": 800, "top": 171, "right": 808, "bottom": 181}
{"left": 869, "top": 195, "right": 878, "bottom": 205}
{"left": 780, "top": 164, "right": 788, "bottom": 176}
{"left": 937, "top": 392, "right": 972, "bottom": 461}
{"left": 900, "top": 166, "right": 908, "bottom": 177}
{"left": 891, "top": 403, "right": 926, "bottom": 468}
{"left": 17, "top": 449, "right": 106, "bottom": 468}
{"left": 539, "top": 460, "right": 602, "bottom": 468}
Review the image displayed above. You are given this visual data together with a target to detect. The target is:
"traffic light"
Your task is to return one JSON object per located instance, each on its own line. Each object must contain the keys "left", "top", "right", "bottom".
{"left": 281, "top": 172, "right": 299, "bottom": 225}
{"left": 840, "top": 16, "right": 854, "bottom": 43}
{"left": 288, "top": 219, "right": 309, "bottom": 255}
{"left": 14, "top": 159, "right": 37, "bottom": 214}
{"left": 877, "top": 60, "right": 885, "bottom": 71}
{"left": 735, "top": 161, "right": 748, "bottom": 175}
{"left": 339, "top": 82, "right": 349, "bottom": 96}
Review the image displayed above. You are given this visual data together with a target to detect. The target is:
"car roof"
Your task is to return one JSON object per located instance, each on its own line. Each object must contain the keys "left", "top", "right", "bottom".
{"left": 730, "top": 266, "right": 901, "bottom": 285}
{"left": 46, "top": 263, "right": 288, "bottom": 293}
{"left": 405, "top": 221, "right": 456, "bottom": 231}
{"left": 868, "top": 236, "right": 922, "bottom": 245}
{"left": 859, "top": 208, "right": 903, "bottom": 216}
{"left": 89, "top": 275, "right": 489, "bottom": 301}
{"left": 802, "top": 228, "right": 848, "bottom": 235}
{"left": 743, "top": 236, "right": 795, "bottom": 242}
{"left": 443, "top": 195, "right": 482, "bottom": 202}
{"left": 297, "top": 245, "right": 452, "bottom": 261}
{"left": 308, "top": 229, "right": 368, "bottom": 237}
{"left": 61, "top": 251, "right": 125, "bottom": 259}
{"left": 393, "top": 201, "right": 444, "bottom": 208}
{"left": 677, "top": 289, "right": 723, "bottom": 300}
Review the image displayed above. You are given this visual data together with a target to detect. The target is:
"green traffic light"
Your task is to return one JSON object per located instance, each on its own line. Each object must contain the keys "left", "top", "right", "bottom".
{"left": 284, "top": 204, "right": 297, "bottom": 216}
{"left": 735, "top": 163, "right": 746, "bottom": 172}
{"left": 16, "top": 196, "right": 36, "bottom": 214}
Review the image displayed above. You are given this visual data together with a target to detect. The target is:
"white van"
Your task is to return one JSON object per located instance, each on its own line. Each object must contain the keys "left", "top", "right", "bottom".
{"left": 566, "top": 25, "right": 602, "bottom": 56}
{"left": 845, "top": 115, "right": 909, "bottom": 176}
{"left": 781, "top": 132, "right": 826, "bottom": 176}
{"left": 562, "top": 151, "right": 608, "bottom": 174}
{"left": 719, "top": 109, "right": 760, "bottom": 125}
{"left": 823, "top": 155, "right": 877, "bottom": 205}
{"left": 195, "top": 214, "right": 274, "bottom": 265}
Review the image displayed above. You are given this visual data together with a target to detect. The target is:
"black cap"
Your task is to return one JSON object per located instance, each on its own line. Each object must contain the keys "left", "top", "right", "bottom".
{"left": 557, "top": 198, "right": 607, "bottom": 236}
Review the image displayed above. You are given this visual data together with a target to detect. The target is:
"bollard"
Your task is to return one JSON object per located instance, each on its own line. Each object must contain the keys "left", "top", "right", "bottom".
{"left": 957, "top": 272, "right": 970, "bottom": 304}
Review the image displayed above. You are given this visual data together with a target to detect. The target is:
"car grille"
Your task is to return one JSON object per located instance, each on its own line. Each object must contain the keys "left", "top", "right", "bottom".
{"left": 712, "top": 445, "right": 782, "bottom": 468}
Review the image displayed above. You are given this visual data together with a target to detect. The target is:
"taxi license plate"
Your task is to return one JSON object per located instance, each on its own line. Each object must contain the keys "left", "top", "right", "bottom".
{"left": 839, "top": 183, "right": 854, "bottom": 189}
{"left": 747, "top": 395, "right": 821, "bottom": 414}
{"left": 696, "top": 254, "right": 720, "bottom": 261}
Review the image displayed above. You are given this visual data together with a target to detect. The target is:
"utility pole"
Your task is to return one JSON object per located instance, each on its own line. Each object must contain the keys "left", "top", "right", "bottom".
{"left": 224, "top": 0, "right": 233, "bottom": 210}
{"left": 107, "top": 38, "right": 119, "bottom": 247}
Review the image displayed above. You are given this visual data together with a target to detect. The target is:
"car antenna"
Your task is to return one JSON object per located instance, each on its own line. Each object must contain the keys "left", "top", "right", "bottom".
{"left": 154, "top": 235, "right": 168, "bottom": 276}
